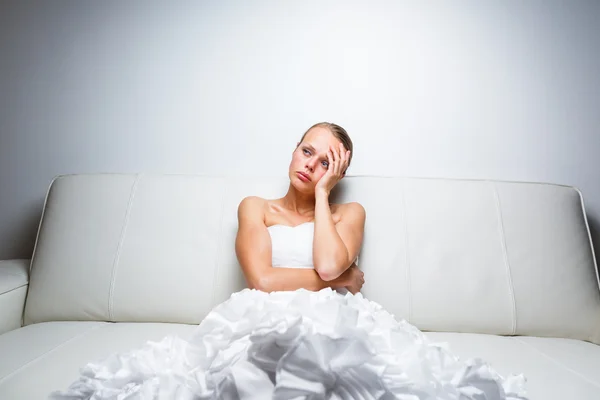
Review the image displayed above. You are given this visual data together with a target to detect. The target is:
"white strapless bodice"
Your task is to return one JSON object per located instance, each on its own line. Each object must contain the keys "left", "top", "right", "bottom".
{"left": 267, "top": 222, "right": 314, "bottom": 269}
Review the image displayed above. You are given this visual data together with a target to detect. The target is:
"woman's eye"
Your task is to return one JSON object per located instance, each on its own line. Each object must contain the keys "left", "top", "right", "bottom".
{"left": 322, "top": 161, "right": 329, "bottom": 168}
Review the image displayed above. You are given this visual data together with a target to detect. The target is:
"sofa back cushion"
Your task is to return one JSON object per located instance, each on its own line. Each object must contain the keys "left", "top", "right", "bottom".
{"left": 23, "top": 174, "right": 600, "bottom": 343}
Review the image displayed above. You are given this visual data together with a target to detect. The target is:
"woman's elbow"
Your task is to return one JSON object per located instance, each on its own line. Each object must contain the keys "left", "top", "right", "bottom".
{"left": 248, "top": 275, "right": 273, "bottom": 292}
{"left": 314, "top": 265, "right": 342, "bottom": 282}
{"left": 314, "top": 251, "right": 350, "bottom": 281}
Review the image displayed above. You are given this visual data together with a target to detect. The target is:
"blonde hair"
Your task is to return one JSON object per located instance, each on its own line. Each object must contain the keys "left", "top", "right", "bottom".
{"left": 299, "top": 122, "right": 354, "bottom": 166}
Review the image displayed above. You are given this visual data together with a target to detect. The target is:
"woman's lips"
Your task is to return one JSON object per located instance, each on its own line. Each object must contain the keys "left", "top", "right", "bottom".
{"left": 297, "top": 172, "right": 310, "bottom": 182}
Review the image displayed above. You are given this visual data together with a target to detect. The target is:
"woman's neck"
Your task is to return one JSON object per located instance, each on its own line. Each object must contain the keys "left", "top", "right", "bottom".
{"left": 280, "top": 184, "right": 316, "bottom": 216}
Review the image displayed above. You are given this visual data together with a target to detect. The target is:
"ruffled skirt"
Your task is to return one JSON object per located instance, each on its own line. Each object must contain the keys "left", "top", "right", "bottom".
{"left": 50, "top": 288, "right": 527, "bottom": 399}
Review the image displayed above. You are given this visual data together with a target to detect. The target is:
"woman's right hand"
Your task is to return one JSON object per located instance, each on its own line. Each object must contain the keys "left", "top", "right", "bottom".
{"left": 344, "top": 263, "right": 364, "bottom": 294}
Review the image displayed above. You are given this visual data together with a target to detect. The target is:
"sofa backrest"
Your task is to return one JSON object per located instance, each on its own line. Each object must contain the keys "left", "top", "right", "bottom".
{"left": 23, "top": 174, "right": 600, "bottom": 343}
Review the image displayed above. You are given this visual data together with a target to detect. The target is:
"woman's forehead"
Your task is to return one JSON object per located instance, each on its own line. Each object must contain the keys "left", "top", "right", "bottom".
{"left": 302, "top": 127, "right": 341, "bottom": 151}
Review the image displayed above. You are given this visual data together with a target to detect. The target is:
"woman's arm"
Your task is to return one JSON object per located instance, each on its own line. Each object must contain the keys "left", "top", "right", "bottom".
{"left": 235, "top": 196, "right": 351, "bottom": 292}
{"left": 313, "top": 195, "right": 366, "bottom": 281}
{"left": 312, "top": 143, "right": 366, "bottom": 281}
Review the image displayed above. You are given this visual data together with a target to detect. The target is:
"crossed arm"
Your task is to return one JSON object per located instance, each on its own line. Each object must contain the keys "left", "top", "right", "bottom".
{"left": 234, "top": 196, "right": 365, "bottom": 292}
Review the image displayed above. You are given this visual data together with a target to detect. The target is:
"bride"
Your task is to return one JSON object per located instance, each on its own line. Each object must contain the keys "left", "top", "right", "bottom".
{"left": 236, "top": 122, "right": 365, "bottom": 295}
{"left": 51, "top": 122, "right": 527, "bottom": 399}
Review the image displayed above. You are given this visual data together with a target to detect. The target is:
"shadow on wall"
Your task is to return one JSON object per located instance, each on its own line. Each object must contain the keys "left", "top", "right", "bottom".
{"left": 10, "top": 199, "right": 45, "bottom": 260}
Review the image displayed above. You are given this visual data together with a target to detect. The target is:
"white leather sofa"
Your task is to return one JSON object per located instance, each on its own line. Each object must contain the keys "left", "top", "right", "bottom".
{"left": 1, "top": 173, "right": 599, "bottom": 399}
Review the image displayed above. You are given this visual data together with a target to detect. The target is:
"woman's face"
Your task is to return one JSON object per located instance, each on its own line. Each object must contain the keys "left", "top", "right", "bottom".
{"left": 288, "top": 127, "right": 344, "bottom": 193}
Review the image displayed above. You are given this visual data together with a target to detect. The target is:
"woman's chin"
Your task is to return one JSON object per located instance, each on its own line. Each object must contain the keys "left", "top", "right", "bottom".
{"left": 290, "top": 177, "right": 314, "bottom": 194}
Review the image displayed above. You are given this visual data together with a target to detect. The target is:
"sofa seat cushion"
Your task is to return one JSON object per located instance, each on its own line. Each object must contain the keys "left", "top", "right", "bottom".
{"left": 0, "top": 321, "right": 196, "bottom": 399}
{"left": 427, "top": 332, "right": 600, "bottom": 399}
{"left": 0, "top": 322, "right": 599, "bottom": 399}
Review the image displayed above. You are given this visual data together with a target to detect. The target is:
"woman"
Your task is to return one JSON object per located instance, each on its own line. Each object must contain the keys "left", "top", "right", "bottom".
{"left": 51, "top": 123, "right": 527, "bottom": 399}
{"left": 235, "top": 122, "right": 366, "bottom": 294}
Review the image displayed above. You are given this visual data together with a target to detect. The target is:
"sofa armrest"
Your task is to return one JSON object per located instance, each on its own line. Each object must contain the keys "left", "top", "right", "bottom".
{"left": 0, "top": 259, "right": 30, "bottom": 335}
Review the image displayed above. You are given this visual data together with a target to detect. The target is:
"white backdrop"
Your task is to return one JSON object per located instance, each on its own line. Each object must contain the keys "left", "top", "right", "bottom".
{"left": 1, "top": 0, "right": 599, "bottom": 259}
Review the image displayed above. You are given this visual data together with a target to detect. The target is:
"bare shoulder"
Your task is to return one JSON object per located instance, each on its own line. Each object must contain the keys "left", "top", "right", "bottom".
{"left": 238, "top": 195, "right": 267, "bottom": 208}
{"left": 332, "top": 201, "right": 366, "bottom": 223}
{"left": 237, "top": 196, "right": 268, "bottom": 220}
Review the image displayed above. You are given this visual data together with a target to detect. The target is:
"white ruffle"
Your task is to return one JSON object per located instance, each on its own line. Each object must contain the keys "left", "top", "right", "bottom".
{"left": 50, "top": 288, "right": 528, "bottom": 399}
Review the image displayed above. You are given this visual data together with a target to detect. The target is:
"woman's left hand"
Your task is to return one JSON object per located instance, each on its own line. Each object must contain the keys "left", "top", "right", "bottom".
{"left": 315, "top": 143, "right": 350, "bottom": 195}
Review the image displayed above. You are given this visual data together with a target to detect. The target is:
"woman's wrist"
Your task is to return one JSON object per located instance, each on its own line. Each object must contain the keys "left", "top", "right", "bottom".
{"left": 329, "top": 269, "right": 349, "bottom": 288}
{"left": 315, "top": 188, "right": 330, "bottom": 200}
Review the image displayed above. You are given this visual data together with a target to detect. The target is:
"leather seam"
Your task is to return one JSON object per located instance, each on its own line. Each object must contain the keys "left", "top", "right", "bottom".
{"left": 0, "top": 284, "right": 28, "bottom": 297}
{"left": 510, "top": 337, "right": 600, "bottom": 389}
{"left": 28, "top": 175, "right": 58, "bottom": 276}
{"left": 0, "top": 323, "right": 105, "bottom": 383}
{"left": 23, "top": 175, "right": 56, "bottom": 326}
{"left": 108, "top": 174, "right": 140, "bottom": 321}
{"left": 573, "top": 187, "right": 600, "bottom": 298}
{"left": 492, "top": 182, "right": 517, "bottom": 335}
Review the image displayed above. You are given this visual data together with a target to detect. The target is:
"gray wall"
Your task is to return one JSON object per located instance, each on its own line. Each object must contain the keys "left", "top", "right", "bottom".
{"left": 1, "top": 0, "right": 599, "bottom": 259}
